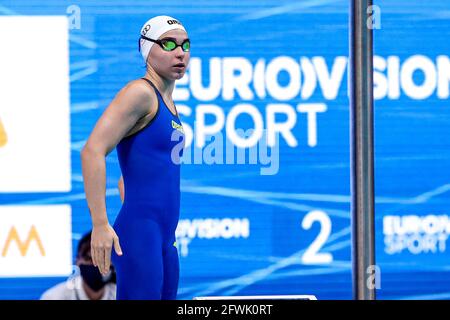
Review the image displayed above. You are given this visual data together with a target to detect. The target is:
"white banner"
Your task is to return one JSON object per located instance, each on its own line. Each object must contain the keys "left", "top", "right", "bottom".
{"left": 0, "top": 16, "right": 71, "bottom": 192}
{"left": 0, "top": 205, "right": 72, "bottom": 277}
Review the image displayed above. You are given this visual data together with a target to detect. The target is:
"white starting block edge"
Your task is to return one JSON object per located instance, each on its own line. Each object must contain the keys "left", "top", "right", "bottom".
{"left": 193, "top": 295, "right": 317, "bottom": 300}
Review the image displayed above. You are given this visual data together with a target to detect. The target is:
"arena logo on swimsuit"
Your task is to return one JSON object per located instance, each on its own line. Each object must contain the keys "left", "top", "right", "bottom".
{"left": 171, "top": 120, "right": 184, "bottom": 133}
{"left": 173, "top": 54, "right": 450, "bottom": 149}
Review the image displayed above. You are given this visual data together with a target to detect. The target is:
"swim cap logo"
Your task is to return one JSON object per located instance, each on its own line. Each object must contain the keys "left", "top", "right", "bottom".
{"left": 167, "top": 19, "right": 181, "bottom": 26}
{"left": 141, "top": 24, "right": 151, "bottom": 36}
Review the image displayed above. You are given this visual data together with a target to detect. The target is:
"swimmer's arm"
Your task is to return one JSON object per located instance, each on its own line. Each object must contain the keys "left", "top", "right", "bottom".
{"left": 118, "top": 175, "right": 124, "bottom": 203}
{"left": 81, "top": 81, "right": 152, "bottom": 226}
{"left": 81, "top": 80, "right": 154, "bottom": 274}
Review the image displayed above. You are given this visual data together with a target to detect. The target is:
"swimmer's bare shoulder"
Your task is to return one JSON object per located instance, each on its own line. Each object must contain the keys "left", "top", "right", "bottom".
{"left": 83, "top": 78, "right": 157, "bottom": 155}
{"left": 81, "top": 78, "right": 158, "bottom": 275}
{"left": 124, "top": 79, "right": 159, "bottom": 137}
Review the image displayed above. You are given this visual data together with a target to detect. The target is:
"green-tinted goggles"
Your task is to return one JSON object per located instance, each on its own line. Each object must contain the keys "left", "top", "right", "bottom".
{"left": 140, "top": 36, "right": 190, "bottom": 52}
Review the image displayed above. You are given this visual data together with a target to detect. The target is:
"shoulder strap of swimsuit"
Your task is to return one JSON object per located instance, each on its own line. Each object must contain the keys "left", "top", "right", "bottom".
{"left": 140, "top": 77, "right": 161, "bottom": 98}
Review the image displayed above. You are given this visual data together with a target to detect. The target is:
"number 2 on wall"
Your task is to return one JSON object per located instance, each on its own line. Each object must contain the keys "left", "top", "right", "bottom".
{"left": 301, "top": 210, "right": 333, "bottom": 264}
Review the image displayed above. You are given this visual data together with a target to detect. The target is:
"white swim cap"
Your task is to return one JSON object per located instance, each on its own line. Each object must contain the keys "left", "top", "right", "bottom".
{"left": 139, "top": 15, "right": 187, "bottom": 63}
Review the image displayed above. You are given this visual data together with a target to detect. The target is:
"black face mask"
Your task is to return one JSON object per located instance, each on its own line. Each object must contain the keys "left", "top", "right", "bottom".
{"left": 79, "top": 264, "right": 110, "bottom": 292}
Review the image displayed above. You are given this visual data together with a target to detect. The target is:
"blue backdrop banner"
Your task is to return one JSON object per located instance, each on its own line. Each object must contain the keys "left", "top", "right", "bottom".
{"left": 0, "top": 0, "right": 449, "bottom": 300}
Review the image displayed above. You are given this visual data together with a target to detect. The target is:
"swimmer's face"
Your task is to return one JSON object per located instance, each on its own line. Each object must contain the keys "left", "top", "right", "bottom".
{"left": 147, "top": 29, "right": 190, "bottom": 81}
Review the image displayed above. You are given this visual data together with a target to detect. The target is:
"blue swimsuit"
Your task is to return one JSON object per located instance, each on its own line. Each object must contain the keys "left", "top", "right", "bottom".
{"left": 112, "top": 78, "right": 184, "bottom": 299}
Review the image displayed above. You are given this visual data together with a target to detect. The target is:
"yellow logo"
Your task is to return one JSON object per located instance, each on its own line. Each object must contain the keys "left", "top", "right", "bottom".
{"left": 0, "top": 117, "right": 7, "bottom": 147}
{"left": 172, "top": 120, "right": 184, "bottom": 133}
{"left": 2, "top": 225, "right": 46, "bottom": 257}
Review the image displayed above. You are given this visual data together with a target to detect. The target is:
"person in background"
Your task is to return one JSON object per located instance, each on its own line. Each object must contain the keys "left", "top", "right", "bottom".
{"left": 40, "top": 231, "right": 116, "bottom": 300}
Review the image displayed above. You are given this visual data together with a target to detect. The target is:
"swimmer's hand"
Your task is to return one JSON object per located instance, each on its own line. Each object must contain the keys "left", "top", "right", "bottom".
{"left": 91, "top": 223, "right": 123, "bottom": 275}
